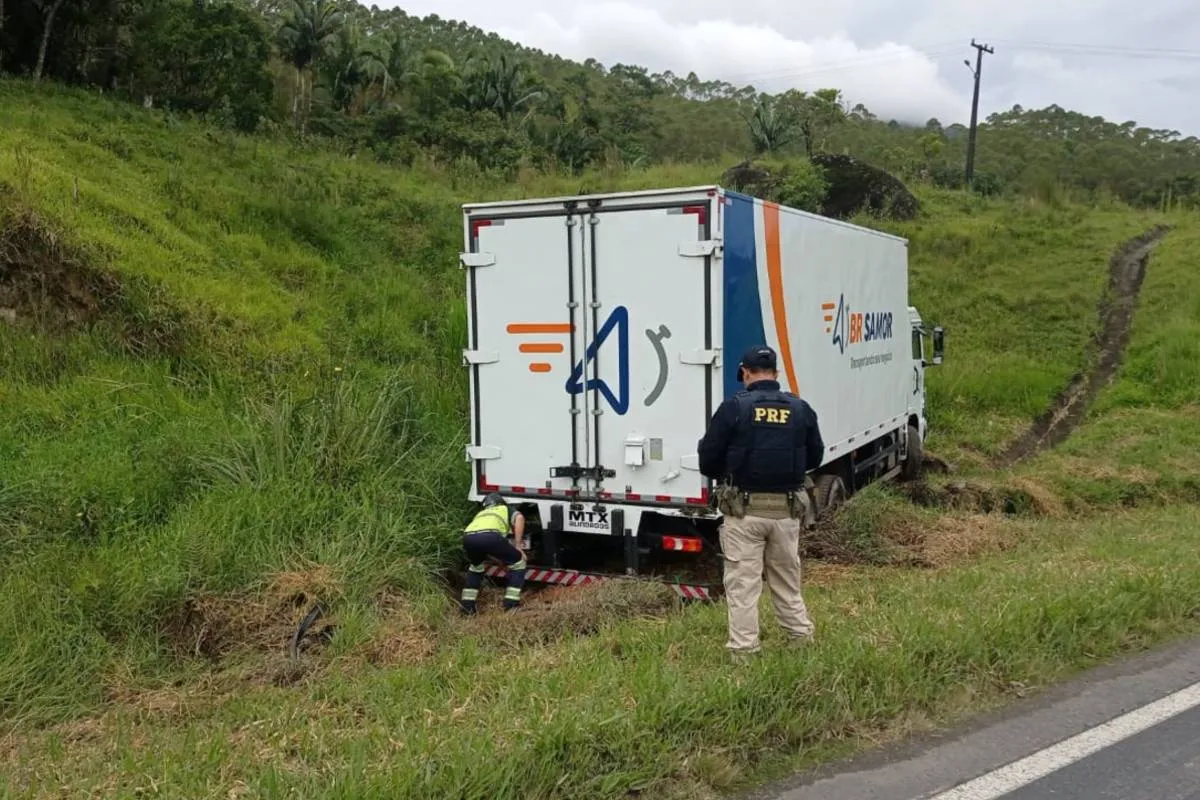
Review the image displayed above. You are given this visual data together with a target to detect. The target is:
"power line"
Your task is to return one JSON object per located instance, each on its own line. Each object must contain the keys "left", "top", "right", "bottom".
{"left": 698, "top": 41, "right": 962, "bottom": 86}
{"left": 989, "top": 39, "right": 1200, "bottom": 61}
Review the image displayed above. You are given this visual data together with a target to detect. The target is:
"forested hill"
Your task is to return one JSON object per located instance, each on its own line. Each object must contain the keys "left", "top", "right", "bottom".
{"left": 3, "top": 0, "right": 1199, "bottom": 208}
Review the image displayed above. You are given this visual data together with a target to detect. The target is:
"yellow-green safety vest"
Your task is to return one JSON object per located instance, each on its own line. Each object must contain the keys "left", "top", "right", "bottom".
{"left": 465, "top": 505, "right": 510, "bottom": 534}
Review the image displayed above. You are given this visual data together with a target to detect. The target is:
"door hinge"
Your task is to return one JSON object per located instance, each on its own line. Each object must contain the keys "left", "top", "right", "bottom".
{"left": 679, "top": 239, "right": 721, "bottom": 258}
{"left": 466, "top": 445, "right": 502, "bottom": 461}
{"left": 462, "top": 349, "right": 499, "bottom": 365}
{"left": 680, "top": 349, "right": 720, "bottom": 366}
{"left": 460, "top": 252, "right": 496, "bottom": 269}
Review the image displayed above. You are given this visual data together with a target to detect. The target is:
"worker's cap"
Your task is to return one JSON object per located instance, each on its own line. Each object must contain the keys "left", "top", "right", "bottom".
{"left": 738, "top": 346, "right": 777, "bottom": 377}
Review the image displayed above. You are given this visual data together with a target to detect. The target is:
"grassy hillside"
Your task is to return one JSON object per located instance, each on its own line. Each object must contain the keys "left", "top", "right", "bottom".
{"left": 2, "top": 80, "right": 1200, "bottom": 797}
{"left": 1000, "top": 220, "right": 1200, "bottom": 508}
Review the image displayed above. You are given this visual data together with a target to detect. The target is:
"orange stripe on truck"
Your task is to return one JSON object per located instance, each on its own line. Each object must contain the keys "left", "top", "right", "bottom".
{"left": 529, "top": 363, "right": 552, "bottom": 373}
{"left": 763, "top": 202, "right": 800, "bottom": 395}
{"left": 507, "top": 323, "right": 573, "bottom": 334}
{"left": 519, "top": 342, "right": 564, "bottom": 353}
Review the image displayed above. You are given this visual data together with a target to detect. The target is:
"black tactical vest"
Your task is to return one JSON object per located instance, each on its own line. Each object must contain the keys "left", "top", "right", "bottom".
{"left": 724, "top": 387, "right": 806, "bottom": 493}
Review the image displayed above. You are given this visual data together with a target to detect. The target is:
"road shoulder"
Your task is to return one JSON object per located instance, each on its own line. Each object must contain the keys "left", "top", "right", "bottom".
{"left": 744, "top": 634, "right": 1200, "bottom": 800}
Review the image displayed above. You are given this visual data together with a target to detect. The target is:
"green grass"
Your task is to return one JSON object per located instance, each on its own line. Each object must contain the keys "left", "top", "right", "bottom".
{"left": 4, "top": 506, "right": 1200, "bottom": 798}
{"left": 3, "top": 77, "right": 1200, "bottom": 798}
{"left": 969, "top": 211, "right": 1200, "bottom": 509}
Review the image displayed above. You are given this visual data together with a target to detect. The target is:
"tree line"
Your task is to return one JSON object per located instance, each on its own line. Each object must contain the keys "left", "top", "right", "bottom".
{"left": 2, "top": 0, "right": 1198, "bottom": 209}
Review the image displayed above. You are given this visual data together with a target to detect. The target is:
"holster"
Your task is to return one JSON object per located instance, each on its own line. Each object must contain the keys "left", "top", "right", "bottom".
{"left": 791, "top": 489, "right": 817, "bottom": 530}
{"left": 715, "top": 483, "right": 747, "bottom": 518}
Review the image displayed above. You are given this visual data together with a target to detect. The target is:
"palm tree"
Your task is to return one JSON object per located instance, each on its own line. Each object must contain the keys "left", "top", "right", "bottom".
{"left": 464, "top": 54, "right": 543, "bottom": 122}
{"left": 746, "top": 95, "right": 798, "bottom": 154}
{"left": 364, "top": 26, "right": 413, "bottom": 109}
{"left": 324, "top": 20, "right": 374, "bottom": 114}
{"left": 410, "top": 48, "right": 458, "bottom": 118}
{"left": 277, "top": 0, "right": 344, "bottom": 131}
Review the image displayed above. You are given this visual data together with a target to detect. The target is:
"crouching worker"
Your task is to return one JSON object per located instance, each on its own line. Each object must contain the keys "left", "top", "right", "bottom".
{"left": 459, "top": 493, "right": 528, "bottom": 615}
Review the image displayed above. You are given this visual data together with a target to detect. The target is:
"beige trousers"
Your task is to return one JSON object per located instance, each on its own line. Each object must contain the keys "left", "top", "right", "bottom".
{"left": 719, "top": 513, "right": 815, "bottom": 652}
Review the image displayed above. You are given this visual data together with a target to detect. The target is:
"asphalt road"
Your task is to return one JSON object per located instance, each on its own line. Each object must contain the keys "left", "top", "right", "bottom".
{"left": 996, "top": 704, "right": 1200, "bottom": 800}
{"left": 745, "top": 635, "right": 1200, "bottom": 800}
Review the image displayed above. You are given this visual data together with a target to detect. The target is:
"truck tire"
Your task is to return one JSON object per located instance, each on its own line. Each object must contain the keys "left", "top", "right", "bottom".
{"left": 901, "top": 424, "right": 923, "bottom": 482}
{"left": 814, "top": 473, "right": 847, "bottom": 518}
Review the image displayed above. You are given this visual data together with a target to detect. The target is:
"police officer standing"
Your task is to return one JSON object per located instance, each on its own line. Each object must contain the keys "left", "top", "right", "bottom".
{"left": 698, "top": 345, "right": 825, "bottom": 659}
{"left": 459, "top": 493, "right": 528, "bottom": 615}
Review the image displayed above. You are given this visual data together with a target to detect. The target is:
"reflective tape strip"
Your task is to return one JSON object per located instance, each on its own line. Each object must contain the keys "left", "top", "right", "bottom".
{"left": 481, "top": 565, "right": 714, "bottom": 600}
{"left": 484, "top": 488, "right": 707, "bottom": 505}
{"left": 672, "top": 584, "right": 712, "bottom": 600}
{"left": 504, "top": 587, "right": 522, "bottom": 600}
{"left": 461, "top": 588, "right": 479, "bottom": 600}
{"left": 484, "top": 565, "right": 713, "bottom": 599}
{"left": 468, "top": 563, "right": 486, "bottom": 573}
{"left": 510, "top": 559, "right": 527, "bottom": 571}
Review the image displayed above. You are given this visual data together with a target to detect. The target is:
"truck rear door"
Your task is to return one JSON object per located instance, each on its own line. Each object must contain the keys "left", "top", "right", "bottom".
{"left": 464, "top": 191, "right": 717, "bottom": 511}
{"left": 575, "top": 198, "right": 717, "bottom": 509}
{"left": 465, "top": 212, "right": 589, "bottom": 500}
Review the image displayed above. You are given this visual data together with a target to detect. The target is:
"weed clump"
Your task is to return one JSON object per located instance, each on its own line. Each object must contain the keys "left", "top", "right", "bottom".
{"left": 803, "top": 484, "right": 923, "bottom": 565}
{"left": 808, "top": 482, "right": 1039, "bottom": 568}
{"left": 163, "top": 566, "right": 343, "bottom": 662}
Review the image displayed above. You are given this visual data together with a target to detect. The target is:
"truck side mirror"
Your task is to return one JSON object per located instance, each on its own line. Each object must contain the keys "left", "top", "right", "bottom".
{"left": 932, "top": 326, "right": 945, "bottom": 366}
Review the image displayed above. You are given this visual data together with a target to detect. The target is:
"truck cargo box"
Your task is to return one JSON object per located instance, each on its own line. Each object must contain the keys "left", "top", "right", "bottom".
{"left": 460, "top": 185, "right": 941, "bottom": 568}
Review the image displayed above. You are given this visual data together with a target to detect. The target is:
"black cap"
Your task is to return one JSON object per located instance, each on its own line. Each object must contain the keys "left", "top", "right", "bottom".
{"left": 739, "top": 345, "right": 777, "bottom": 377}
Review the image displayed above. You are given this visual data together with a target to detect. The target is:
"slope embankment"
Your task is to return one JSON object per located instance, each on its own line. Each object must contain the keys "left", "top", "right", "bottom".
{"left": 3, "top": 81, "right": 1200, "bottom": 800}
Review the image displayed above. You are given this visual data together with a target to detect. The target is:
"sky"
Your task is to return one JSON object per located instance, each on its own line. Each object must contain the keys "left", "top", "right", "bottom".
{"left": 378, "top": 0, "right": 1200, "bottom": 136}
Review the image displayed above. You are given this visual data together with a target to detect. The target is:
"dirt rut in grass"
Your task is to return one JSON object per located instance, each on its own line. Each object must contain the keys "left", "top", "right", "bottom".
{"left": 995, "top": 225, "right": 1170, "bottom": 467}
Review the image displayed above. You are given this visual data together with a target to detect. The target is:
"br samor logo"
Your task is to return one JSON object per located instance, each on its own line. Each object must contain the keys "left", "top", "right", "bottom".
{"left": 826, "top": 294, "right": 894, "bottom": 355}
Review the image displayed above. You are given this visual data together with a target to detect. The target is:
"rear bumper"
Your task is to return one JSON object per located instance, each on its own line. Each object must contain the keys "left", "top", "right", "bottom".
{"left": 509, "top": 500, "right": 722, "bottom": 584}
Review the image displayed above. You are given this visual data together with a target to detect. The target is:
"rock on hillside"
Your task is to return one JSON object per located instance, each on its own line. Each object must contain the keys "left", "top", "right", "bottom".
{"left": 812, "top": 154, "right": 921, "bottom": 221}
{"left": 722, "top": 155, "right": 920, "bottom": 222}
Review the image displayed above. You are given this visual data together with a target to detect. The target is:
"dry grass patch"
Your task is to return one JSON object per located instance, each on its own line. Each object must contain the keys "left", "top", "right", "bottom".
{"left": 357, "top": 596, "right": 440, "bottom": 669}
{"left": 162, "top": 565, "right": 342, "bottom": 662}
{"left": 459, "top": 579, "right": 681, "bottom": 648}
{"left": 920, "top": 515, "right": 1025, "bottom": 568}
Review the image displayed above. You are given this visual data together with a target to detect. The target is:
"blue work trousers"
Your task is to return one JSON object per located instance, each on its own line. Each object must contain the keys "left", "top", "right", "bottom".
{"left": 460, "top": 531, "right": 526, "bottom": 612}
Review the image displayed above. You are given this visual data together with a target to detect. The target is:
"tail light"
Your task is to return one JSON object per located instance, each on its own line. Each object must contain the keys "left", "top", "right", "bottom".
{"left": 661, "top": 536, "right": 703, "bottom": 553}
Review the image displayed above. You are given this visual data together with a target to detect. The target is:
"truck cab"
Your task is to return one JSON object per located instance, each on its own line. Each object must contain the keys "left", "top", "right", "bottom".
{"left": 904, "top": 306, "right": 945, "bottom": 479}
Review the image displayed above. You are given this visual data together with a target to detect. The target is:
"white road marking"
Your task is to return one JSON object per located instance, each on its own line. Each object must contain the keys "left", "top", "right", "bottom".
{"left": 927, "top": 679, "right": 1200, "bottom": 800}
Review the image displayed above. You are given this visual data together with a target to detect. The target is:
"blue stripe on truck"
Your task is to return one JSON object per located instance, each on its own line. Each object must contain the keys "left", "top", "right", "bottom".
{"left": 722, "top": 191, "right": 767, "bottom": 400}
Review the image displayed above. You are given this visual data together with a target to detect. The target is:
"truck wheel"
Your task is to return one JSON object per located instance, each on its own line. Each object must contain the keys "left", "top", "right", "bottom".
{"left": 901, "top": 424, "right": 923, "bottom": 482}
{"left": 814, "top": 474, "right": 847, "bottom": 518}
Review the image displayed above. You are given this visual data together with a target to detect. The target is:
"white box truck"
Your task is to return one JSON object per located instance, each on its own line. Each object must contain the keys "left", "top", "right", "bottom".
{"left": 461, "top": 186, "right": 944, "bottom": 598}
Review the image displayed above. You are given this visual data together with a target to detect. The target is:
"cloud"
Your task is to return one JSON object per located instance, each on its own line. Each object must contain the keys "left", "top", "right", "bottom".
{"left": 385, "top": 0, "right": 1200, "bottom": 135}
{"left": 490, "top": 4, "right": 964, "bottom": 124}
{"left": 1003, "top": 52, "right": 1198, "bottom": 134}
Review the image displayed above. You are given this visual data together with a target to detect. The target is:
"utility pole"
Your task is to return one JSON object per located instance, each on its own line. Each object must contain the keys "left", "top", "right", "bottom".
{"left": 963, "top": 39, "right": 994, "bottom": 187}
